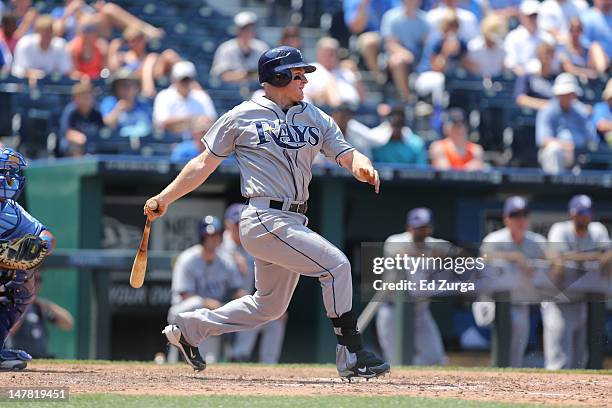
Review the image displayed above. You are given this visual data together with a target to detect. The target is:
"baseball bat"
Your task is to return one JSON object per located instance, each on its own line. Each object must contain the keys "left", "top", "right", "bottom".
{"left": 130, "top": 200, "right": 157, "bottom": 288}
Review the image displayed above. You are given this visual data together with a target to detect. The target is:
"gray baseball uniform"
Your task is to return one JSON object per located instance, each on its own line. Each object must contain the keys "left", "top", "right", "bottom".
{"left": 222, "top": 231, "right": 287, "bottom": 363}
{"left": 376, "top": 232, "right": 448, "bottom": 366}
{"left": 542, "top": 220, "right": 610, "bottom": 370}
{"left": 480, "top": 227, "right": 547, "bottom": 367}
{"left": 175, "top": 95, "right": 356, "bottom": 365}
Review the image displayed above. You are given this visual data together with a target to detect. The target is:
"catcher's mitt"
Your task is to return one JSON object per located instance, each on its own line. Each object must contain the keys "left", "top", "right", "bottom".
{"left": 0, "top": 234, "right": 48, "bottom": 270}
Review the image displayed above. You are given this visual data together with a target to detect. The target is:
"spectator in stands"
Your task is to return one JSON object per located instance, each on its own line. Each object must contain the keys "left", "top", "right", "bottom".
{"left": 380, "top": 0, "right": 429, "bottom": 101}
{"left": 372, "top": 105, "right": 427, "bottom": 165}
{"left": 0, "top": 14, "right": 14, "bottom": 71}
{"left": 426, "top": 0, "right": 479, "bottom": 41}
{"left": 538, "top": 0, "right": 587, "bottom": 43}
{"left": 536, "top": 73, "right": 597, "bottom": 173}
{"left": 558, "top": 17, "right": 608, "bottom": 79}
{"left": 591, "top": 79, "right": 612, "bottom": 144}
{"left": 11, "top": 14, "right": 73, "bottom": 80}
{"left": 68, "top": 14, "right": 107, "bottom": 80}
{"left": 468, "top": 14, "right": 508, "bottom": 78}
{"left": 59, "top": 82, "right": 104, "bottom": 156}
{"left": 486, "top": 0, "right": 522, "bottom": 19}
{"left": 304, "top": 37, "right": 365, "bottom": 108}
{"left": 170, "top": 129, "right": 204, "bottom": 162}
{"left": 416, "top": 10, "right": 475, "bottom": 106}
{"left": 210, "top": 11, "right": 268, "bottom": 85}
{"left": 430, "top": 108, "right": 485, "bottom": 170}
{"left": 330, "top": 103, "right": 385, "bottom": 159}
{"left": 514, "top": 41, "right": 558, "bottom": 111}
{"left": 108, "top": 27, "right": 180, "bottom": 98}
{"left": 5, "top": 0, "right": 38, "bottom": 49}
{"left": 581, "top": 0, "right": 611, "bottom": 60}
{"left": 504, "top": 0, "right": 555, "bottom": 76}
{"left": 52, "top": 0, "right": 163, "bottom": 41}
{"left": 100, "top": 69, "right": 153, "bottom": 139}
{"left": 278, "top": 24, "right": 303, "bottom": 49}
{"left": 154, "top": 60, "right": 217, "bottom": 141}
{"left": 344, "top": 0, "right": 400, "bottom": 84}
{"left": 1, "top": 12, "right": 19, "bottom": 55}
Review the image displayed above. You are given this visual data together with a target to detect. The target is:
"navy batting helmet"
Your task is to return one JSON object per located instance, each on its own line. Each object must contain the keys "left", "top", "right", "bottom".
{"left": 198, "top": 215, "right": 224, "bottom": 238}
{"left": 258, "top": 46, "right": 316, "bottom": 87}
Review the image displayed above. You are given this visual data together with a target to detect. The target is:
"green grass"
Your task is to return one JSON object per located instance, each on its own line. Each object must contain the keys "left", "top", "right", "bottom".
{"left": 31, "top": 359, "right": 612, "bottom": 375}
{"left": 7, "top": 395, "right": 544, "bottom": 408}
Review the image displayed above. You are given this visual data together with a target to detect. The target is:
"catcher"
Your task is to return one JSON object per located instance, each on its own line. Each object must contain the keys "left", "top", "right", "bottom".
{"left": 0, "top": 148, "right": 54, "bottom": 370}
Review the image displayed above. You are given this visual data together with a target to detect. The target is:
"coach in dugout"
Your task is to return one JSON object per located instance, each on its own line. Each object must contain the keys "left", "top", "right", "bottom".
{"left": 478, "top": 196, "right": 547, "bottom": 368}
{"left": 167, "top": 215, "right": 246, "bottom": 363}
{"left": 376, "top": 208, "right": 448, "bottom": 366}
{"left": 542, "top": 195, "right": 610, "bottom": 370}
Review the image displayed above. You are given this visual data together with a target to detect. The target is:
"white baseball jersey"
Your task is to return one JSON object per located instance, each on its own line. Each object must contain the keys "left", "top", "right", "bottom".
{"left": 202, "top": 95, "right": 354, "bottom": 202}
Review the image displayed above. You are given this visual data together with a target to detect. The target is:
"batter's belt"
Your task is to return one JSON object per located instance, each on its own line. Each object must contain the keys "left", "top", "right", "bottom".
{"left": 247, "top": 198, "right": 308, "bottom": 215}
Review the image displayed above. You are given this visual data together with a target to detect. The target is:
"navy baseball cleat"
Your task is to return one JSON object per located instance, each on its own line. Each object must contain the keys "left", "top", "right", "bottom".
{"left": 339, "top": 349, "right": 390, "bottom": 381}
{"left": 0, "top": 349, "right": 31, "bottom": 371}
{"left": 162, "top": 325, "right": 206, "bottom": 372}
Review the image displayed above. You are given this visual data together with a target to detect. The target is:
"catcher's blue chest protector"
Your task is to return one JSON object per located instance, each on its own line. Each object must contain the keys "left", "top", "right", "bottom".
{"left": 0, "top": 201, "right": 21, "bottom": 239}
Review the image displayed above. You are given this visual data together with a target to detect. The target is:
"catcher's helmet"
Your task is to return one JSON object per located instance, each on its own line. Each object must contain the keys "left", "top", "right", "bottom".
{"left": 198, "top": 215, "right": 224, "bottom": 238}
{"left": 0, "top": 148, "right": 26, "bottom": 201}
{"left": 258, "top": 46, "right": 316, "bottom": 87}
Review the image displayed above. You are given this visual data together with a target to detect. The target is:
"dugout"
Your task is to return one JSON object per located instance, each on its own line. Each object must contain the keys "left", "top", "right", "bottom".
{"left": 24, "top": 157, "right": 612, "bottom": 366}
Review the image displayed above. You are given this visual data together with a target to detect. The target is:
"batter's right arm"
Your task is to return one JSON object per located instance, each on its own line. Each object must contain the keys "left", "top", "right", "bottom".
{"left": 144, "top": 150, "right": 223, "bottom": 220}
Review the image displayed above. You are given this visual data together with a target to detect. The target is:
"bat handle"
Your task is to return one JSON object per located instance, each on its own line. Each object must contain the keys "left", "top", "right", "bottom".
{"left": 147, "top": 199, "right": 159, "bottom": 211}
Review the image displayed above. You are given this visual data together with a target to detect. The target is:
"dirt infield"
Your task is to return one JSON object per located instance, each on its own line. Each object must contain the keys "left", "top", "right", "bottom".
{"left": 11, "top": 362, "right": 612, "bottom": 406}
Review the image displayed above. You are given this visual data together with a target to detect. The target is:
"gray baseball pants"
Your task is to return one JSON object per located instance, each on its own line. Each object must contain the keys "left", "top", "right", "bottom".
{"left": 176, "top": 201, "right": 353, "bottom": 347}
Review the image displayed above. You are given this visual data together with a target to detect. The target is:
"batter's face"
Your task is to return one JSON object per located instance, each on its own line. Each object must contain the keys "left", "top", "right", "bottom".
{"left": 284, "top": 67, "right": 308, "bottom": 102}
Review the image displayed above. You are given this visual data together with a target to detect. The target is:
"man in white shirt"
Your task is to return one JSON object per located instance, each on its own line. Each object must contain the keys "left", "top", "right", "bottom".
{"left": 504, "top": 0, "right": 555, "bottom": 75}
{"left": 11, "top": 14, "right": 72, "bottom": 79}
{"left": 303, "top": 37, "right": 364, "bottom": 108}
{"left": 154, "top": 61, "right": 218, "bottom": 140}
{"left": 210, "top": 11, "right": 268, "bottom": 84}
{"left": 426, "top": 0, "right": 479, "bottom": 41}
{"left": 468, "top": 14, "right": 507, "bottom": 78}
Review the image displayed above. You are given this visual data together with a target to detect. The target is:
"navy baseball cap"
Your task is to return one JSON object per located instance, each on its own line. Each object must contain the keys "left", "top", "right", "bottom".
{"left": 407, "top": 208, "right": 432, "bottom": 229}
{"left": 198, "top": 215, "right": 223, "bottom": 236}
{"left": 224, "top": 203, "right": 245, "bottom": 224}
{"left": 569, "top": 194, "right": 592, "bottom": 216}
{"left": 503, "top": 196, "right": 529, "bottom": 217}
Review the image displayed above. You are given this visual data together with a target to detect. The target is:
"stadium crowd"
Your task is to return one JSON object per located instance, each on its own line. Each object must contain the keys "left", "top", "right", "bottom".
{"left": 0, "top": 0, "right": 610, "bottom": 173}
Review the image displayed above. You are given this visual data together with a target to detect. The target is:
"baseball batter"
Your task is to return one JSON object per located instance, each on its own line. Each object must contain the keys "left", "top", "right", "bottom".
{"left": 541, "top": 195, "right": 610, "bottom": 370}
{"left": 376, "top": 208, "right": 448, "bottom": 366}
{"left": 145, "top": 46, "right": 390, "bottom": 379}
{"left": 479, "top": 196, "right": 547, "bottom": 367}
{"left": 0, "top": 148, "right": 55, "bottom": 370}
